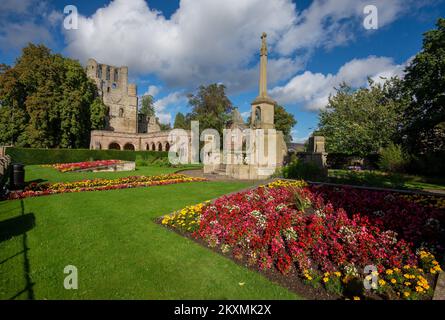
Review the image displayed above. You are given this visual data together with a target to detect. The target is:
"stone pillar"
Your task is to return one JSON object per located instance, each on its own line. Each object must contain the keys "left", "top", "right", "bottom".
{"left": 259, "top": 32, "right": 268, "bottom": 98}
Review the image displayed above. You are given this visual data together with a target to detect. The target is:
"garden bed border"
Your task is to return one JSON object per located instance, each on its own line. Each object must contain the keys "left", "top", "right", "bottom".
{"left": 159, "top": 177, "right": 445, "bottom": 300}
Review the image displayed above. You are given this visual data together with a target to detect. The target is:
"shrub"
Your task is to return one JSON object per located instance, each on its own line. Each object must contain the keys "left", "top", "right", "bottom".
{"left": 282, "top": 160, "right": 325, "bottom": 181}
{"left": 5, "top": 147, "right": 167, "bottom": 165}
{"left": 408, "top": 151, "right": 445, "bottom": 178}
{"left": 378, "top": 144, "right": 408, "bottom": 173}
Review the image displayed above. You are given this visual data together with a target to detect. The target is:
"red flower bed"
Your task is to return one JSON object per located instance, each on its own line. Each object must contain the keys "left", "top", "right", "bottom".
{"left": 162, "top": 181, "right": 443, "bottom": 299}
{"left": 308, "top": 185, "right": 445, "bottom": 255}
{"left": 195, "top": 186, "right": 419, "bottom": 275}
{"left": 7, "top": 174, "right": 207, "bottom": 200}
{"left": 49, "top": 160, "right": 124, "bottom": 172}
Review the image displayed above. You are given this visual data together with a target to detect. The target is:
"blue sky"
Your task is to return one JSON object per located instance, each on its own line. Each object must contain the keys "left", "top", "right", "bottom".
{"left": 1, "top": 0, "right": 444, "bottom": 143}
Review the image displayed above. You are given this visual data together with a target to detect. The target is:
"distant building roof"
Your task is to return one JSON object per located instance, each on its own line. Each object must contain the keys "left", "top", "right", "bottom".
{"left": 287, "top": 142, "right": 305, "bottom": 152}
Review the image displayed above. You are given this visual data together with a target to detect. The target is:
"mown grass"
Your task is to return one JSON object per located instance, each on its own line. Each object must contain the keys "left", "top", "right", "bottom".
{"left": 328, "top": 169, "right": 445, "bottom": 191}
{"left": 0, "top": 165, "right": 299, "bottom": 300}
{"left": 24, "top": 164, "right": 201, "bottom": 183}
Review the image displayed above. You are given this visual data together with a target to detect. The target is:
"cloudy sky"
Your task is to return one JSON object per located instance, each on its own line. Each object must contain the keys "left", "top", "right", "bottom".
{"left": 1, "top": 0, "right": 444, "bottom": 142}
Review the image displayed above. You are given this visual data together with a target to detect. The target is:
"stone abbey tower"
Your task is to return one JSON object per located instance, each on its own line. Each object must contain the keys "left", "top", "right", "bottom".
{"left": 87, "top": 59, "right": 189, "bottom": 151}
{"left": 86, "top": 59, "right": 138, "bottom": 133}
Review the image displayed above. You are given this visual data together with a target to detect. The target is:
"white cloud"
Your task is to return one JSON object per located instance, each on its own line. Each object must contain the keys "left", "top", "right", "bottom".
{"left": 64, "top": 0, "right": 300, "bottom": 92}
{"left": 0, "top": 0, "right": 58, "bottom": 51}
{"left": 62, "top": 0, "right": 422, "bottom": 94}
{"left": 145, "top": 85, "right": 161, "bottom": 97}
{"left": 276, "top": 0, "right": 408, "bottom": 55}
{"left": 241, "top": 111, "right": 251, "bottom": 121}
{"left": 157, "top": 112, "right": 172, "bottom": 125}
{"left": 0, "top": 0, "right": 34, "bottom": 14}
{"left": 0, "top": 22, "right": 54, "bottom": 49}
{"left": 270, "top": 56, "right": 407, "bottom": 111}
{"left": 153, "top": 91, "right": 187, "bottom": 124}
{"left": 154, "top": 91, "right": 186, "bottom": 112}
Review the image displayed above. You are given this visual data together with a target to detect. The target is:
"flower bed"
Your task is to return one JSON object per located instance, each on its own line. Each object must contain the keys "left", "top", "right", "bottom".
{"left": 8, "top": 174, "right": 207, "bottom": 200}
{"left": 161, "top": 180, "right": 443, "bottom": 300}
{"left": 45, "top": 160, "right": 124, "bottom": 172}
{"left": 308, "top": 185, "right": 445, "bottom": 255}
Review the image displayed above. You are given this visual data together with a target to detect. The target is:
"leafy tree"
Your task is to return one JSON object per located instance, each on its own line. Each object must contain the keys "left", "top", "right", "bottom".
{"left": 317, "top": 79, "right": 405, "bottom": 157}
{"left": 159, "top": 123, "right": 171, "bottom": 131}
{"left": 187, "top": 84, "right": 233, "bottom": 137}
{"left": 140, "top": 94, "right": 155, "bottom": 118}
{"left": 173, "top": 112, "right": 188, "bottom": 129}
{"left": 90, "top": 98, "right": 108, "bottom": 130}
{"left": 274, "top": 105, "right": 297, "bottom": 143}
{"left": 0, "top": 44, "right": 106, "bottom": 148}
{"left": 402, "top": 18, "right": 445, "bottom": 154}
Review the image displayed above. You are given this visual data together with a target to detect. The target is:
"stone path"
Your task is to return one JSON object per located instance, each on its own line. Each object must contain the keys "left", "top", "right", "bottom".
{"left": 178, "top": 168, "right": 267, "bottom": 183}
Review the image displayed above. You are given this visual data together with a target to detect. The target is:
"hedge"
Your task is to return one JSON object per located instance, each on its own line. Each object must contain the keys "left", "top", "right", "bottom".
{"left": 5, "top": 147, "right": 168, "bottom": 165}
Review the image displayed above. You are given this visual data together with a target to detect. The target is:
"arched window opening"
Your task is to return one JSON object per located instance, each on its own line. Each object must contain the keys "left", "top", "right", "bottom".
{"left": 123, "top": 143, "right": 135, "bottom": 151}
{"left": 109, "top": 142, "right": 121, "bottom": 150}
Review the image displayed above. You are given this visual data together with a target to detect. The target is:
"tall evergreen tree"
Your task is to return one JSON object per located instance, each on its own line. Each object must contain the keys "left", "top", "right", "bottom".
{"left": 173, "top": 112, "right": 187, "bottom": 129}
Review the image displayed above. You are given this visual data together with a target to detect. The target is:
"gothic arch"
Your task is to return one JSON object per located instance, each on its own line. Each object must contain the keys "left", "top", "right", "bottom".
{"left": 108, "top": 142, "right": 121, "bottom": 150}
{"left": 123, "top": 143, "right": 135, "bottom": 151}
{"left": 158, "top": 142, "right": 163, "bottom": 152}
{"left": 165, "top": 142, "right": 170, "bottom": 152}
{"left": 151, "top": 142, "right": 156, "bottom": 151}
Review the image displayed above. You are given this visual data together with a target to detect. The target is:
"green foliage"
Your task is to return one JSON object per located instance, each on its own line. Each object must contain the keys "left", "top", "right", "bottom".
{"left": 378, "top": 143, "right": 408, "bottom": 173}
{"left": 140, "top": 95, "right": 155, "bottom": 118}
{"left": 0, "top": 44, "right": 106, "bottom": 148}
{"left": 408, "top": 151, "right": 445, "bottom": 178}
{"left": 187, "top": 83, "right": 233, "bottom": 138}
{"left": 173, "top": 112, "right": 188, "bottom": 129}
{"left": 282, "top": 160, "right": 325, "bottom": 181}
{"left": 5, "top": 147, "right": 167, "bottom": 165}
{"left": 402, "top": 18, "right": 445, "bottom": 154}
{"left": 90, "top": 98, "right": 108, "bottom": 130}
{"left": 134, "top": 154, "right": 174, "bottom": 167}
{"left": 293, "top": 191, "right": 311, "bottom": 211}
{"left": 159, "top": 123, "right": 171, "bottom": 131}
{"left": 274, "top": 105, "right": 297, "bottom": 143}
{"left": 318, "top": 79, "right": 406, "bottom": 157}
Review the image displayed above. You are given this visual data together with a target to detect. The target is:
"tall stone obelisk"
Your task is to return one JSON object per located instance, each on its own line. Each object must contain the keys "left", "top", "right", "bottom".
{"left": 259, "top": 32, "right": 268, "bottom": 98}
{"left": 251, "top": 32, "right": 276, "bottom": 130}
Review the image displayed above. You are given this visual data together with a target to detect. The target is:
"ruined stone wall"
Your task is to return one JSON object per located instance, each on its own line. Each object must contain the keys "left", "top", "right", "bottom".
{"left": 90, "top": 130, "right": 190, "bottom": 152}
{"left": 86, "top": 59, "right": 138, "bottom": 133}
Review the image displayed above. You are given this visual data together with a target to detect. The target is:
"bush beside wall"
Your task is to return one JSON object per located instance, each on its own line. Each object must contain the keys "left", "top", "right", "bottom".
{"left": 5, "top": 147, "right": 168, "bottom": 165}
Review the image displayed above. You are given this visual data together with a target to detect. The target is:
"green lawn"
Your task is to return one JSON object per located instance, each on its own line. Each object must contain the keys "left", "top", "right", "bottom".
{"left": 0, "top": 165, "right": 299, "bottom": 300}
{"left": 328, "top": 169, "right": 445, "bottom": 191}
{"left": 25, "top": 164, "right": 201, "bottom": 183}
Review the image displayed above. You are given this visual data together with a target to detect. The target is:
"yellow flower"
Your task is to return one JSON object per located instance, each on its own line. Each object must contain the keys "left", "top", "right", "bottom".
{"left": 403, "top": 291, "right": 410, "bottom": 298}
{"left": 323, "top": 277, "right": 329, "bottom": 283}
{"left": 415, "top": 286, "right": 424, "bottom": 293}
{"left": 334, "top": 271, "right": 341, "bottom": 277}
{"left": 385, "top": 269, "right": 393, "bottom": 275}
{"left": 404, "top": 282, "right": 411, "bottom": 286}
{"left": 391, "top": 279, "right": 397, "bottom": 284}
{"left": 378, "top": 279, "right": 386, "bottom": 286}
{"left": 353, "top": 296, "right": 360, "bottom": 300}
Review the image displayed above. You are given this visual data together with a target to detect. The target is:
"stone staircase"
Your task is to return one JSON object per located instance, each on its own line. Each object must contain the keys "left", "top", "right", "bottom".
{"left": 212, "top": 164, "right": 227, "bottom": 176}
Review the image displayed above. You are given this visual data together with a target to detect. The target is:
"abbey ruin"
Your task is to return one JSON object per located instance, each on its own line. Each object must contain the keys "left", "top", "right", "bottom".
{"left": 87, "top": 59, "right": 182, "bottom": 151}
